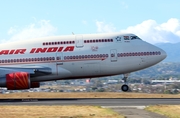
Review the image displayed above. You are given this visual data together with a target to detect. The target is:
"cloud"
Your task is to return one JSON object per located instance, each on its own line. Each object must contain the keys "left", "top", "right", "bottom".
{"left": 121, "top": 1, "right": 128, "bottom": 9}
{"left": 121, "top": 18, "right": 180, "bottom": 44}
{"left": 96, "top": 21, "right": 116, "bottom": 33}
{"left": 95, "top": 18, "right": 180, "bottom": 44}
{"left": 5, "top": 20, "right": 57, "bottom": 43}
{"left": 8, "top": 26, "right": 18, "bottom": 35}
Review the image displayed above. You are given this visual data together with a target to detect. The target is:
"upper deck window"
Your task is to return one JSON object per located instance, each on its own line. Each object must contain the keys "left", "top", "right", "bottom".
{"left": 130, "top": 36, "right": 141, "bottom": 40}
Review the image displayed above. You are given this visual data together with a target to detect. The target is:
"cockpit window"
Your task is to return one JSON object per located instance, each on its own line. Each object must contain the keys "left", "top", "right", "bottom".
{"left": 130, "top": 36, "right": 141, "bottom": 40}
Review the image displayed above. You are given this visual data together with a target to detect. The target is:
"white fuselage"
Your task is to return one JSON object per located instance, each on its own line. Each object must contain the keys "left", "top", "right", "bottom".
{"left": 0, "top": 33, "right": 166, "bottom": 83}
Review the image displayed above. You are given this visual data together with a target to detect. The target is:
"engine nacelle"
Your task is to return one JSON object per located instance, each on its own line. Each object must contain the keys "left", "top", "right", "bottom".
{"left": 0, "top": 72, "right": 41, "bottom": 90}
{"left": 6, "top": 72, "right": 31, "bottom": 90}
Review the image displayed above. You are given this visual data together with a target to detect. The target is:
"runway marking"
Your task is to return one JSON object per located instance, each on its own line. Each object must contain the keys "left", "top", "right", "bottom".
{"left": 102, "top": 106, "right": 147, "bottom": 109}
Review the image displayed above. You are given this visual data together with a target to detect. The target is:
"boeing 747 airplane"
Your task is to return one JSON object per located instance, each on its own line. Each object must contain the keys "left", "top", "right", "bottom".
{"left": 0, "top": 33, "right": 166, "bottom": 92}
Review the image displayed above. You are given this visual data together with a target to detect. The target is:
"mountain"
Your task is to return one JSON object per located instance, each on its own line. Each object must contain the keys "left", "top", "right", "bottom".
{"left": 155, "top": 42, "right": 180, "bottom": 62}
{"left": 130, "top": 42, "right": 180, "bottom": 78}
{"left": 131, "top": 62, "right": 180, "bottom": 78}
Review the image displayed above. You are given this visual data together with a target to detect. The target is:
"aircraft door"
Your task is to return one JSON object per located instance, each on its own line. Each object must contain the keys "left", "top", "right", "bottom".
{"left": 110, "top": 49, "right": 117, "bottom": 62}
{"left": 76, "top": 35, "right": 84, "bottom": 48}
{"left": 56, "top": 52, "right": 63, "bottom": 74}
{"left": 56, "top": 52, "right": 63, "bottom": 61}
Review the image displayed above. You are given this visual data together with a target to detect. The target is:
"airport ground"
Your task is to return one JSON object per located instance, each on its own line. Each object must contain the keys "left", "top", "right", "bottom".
{"left": 1, "top": 105, "right": 179, "bottom": 118}
{"left": 0, "top": 92, "right": 180, "bottom": 98}
{"left": 0, "top": 105, "right": 124, "bottom": 118}
{"left": 0, "top": 92, "right": 180, "bottom": 118}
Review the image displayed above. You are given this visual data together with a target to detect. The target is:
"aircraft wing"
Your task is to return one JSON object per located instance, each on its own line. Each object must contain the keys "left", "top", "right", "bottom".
{"left": 0, "top": 65, "right": 52, "bottom": 77}
{"left": 0, "top": 66, "right": 52, "bottom": 90}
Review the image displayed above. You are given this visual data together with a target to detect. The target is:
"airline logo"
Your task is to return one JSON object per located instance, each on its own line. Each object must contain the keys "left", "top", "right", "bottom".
{"left": 0, "top": 46, "right": 75, "bottom": 55}
{"left": 116, "top": 36, "right": 121, "bottom": 42}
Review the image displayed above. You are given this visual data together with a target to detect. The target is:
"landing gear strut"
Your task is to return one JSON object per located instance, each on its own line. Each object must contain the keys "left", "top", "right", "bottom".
{"left": 121, "top": 73, "right": 130, "bottom": 92}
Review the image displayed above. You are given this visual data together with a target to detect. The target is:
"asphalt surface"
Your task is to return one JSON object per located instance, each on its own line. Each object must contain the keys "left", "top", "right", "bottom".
{"left": 0, "top": 98, "right": 177, "bottom": 118}
{"left": 106, "top": 106, "right": 167, "bottom": 118}
{"left": 0, "top": 98, "right": 179, "bottom": 106}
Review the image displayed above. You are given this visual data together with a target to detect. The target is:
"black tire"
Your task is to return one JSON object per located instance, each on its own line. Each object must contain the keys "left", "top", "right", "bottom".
{"left": 121, "top": 84, "right": 129, "bottom": 92}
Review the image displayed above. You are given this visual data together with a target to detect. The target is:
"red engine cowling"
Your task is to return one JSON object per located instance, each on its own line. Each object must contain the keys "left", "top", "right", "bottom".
{"left": 6, "top": 72, "right": 31, "bottom": 90}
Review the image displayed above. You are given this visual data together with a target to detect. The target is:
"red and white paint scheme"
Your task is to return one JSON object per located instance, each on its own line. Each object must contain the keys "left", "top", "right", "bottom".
{"left": 0, "top": 33, "right": 166, "bottom": 91}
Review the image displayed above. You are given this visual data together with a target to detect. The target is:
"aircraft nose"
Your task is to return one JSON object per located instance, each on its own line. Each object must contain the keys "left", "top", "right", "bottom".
{"left": 145, "top": 46, "right": 167, "bottom": 67}
{"left": 160, "top": 49, "right": 167, "bottom": 61}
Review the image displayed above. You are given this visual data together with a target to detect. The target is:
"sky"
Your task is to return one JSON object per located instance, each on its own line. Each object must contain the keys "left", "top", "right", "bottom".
{"left": 0, "top": 0, "right": 180, "bottom": 44}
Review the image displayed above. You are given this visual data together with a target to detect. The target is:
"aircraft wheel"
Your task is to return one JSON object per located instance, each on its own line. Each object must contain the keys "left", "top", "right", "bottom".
{"left": 121, "top": 84, "right": 129, "bottom": 92}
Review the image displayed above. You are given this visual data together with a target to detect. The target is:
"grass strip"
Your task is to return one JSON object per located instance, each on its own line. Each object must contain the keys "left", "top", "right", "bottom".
{"left": 145, "top": 105, "right": 180, "bottom": 118}
{"left": 0, "top": 92, "right": 180, "bottom": 98}
{"left": 0, "top": 105, "right": 124, "bottom": 118}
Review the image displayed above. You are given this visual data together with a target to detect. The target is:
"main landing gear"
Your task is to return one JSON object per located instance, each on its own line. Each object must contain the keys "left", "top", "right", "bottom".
{"left": 121, "top": 73, "right": 130, "bottom": 92}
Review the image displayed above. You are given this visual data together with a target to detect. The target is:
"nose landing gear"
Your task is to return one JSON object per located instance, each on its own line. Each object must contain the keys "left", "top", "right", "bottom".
{"left": 121, "top": 73, "right": 130, "bottom": 92}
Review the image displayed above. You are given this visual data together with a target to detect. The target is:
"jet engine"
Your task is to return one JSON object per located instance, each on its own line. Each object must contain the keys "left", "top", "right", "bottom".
{"left": 5, "top": 72, "right": 39, "bottom": 90}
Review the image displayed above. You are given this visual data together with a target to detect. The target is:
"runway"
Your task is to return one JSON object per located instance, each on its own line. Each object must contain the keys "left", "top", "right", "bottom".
{"left": 0, "top": 98, "right": 177, "bottom": 118}
{"left": 0, "top": 98, "right": 179, "bottom": 106}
